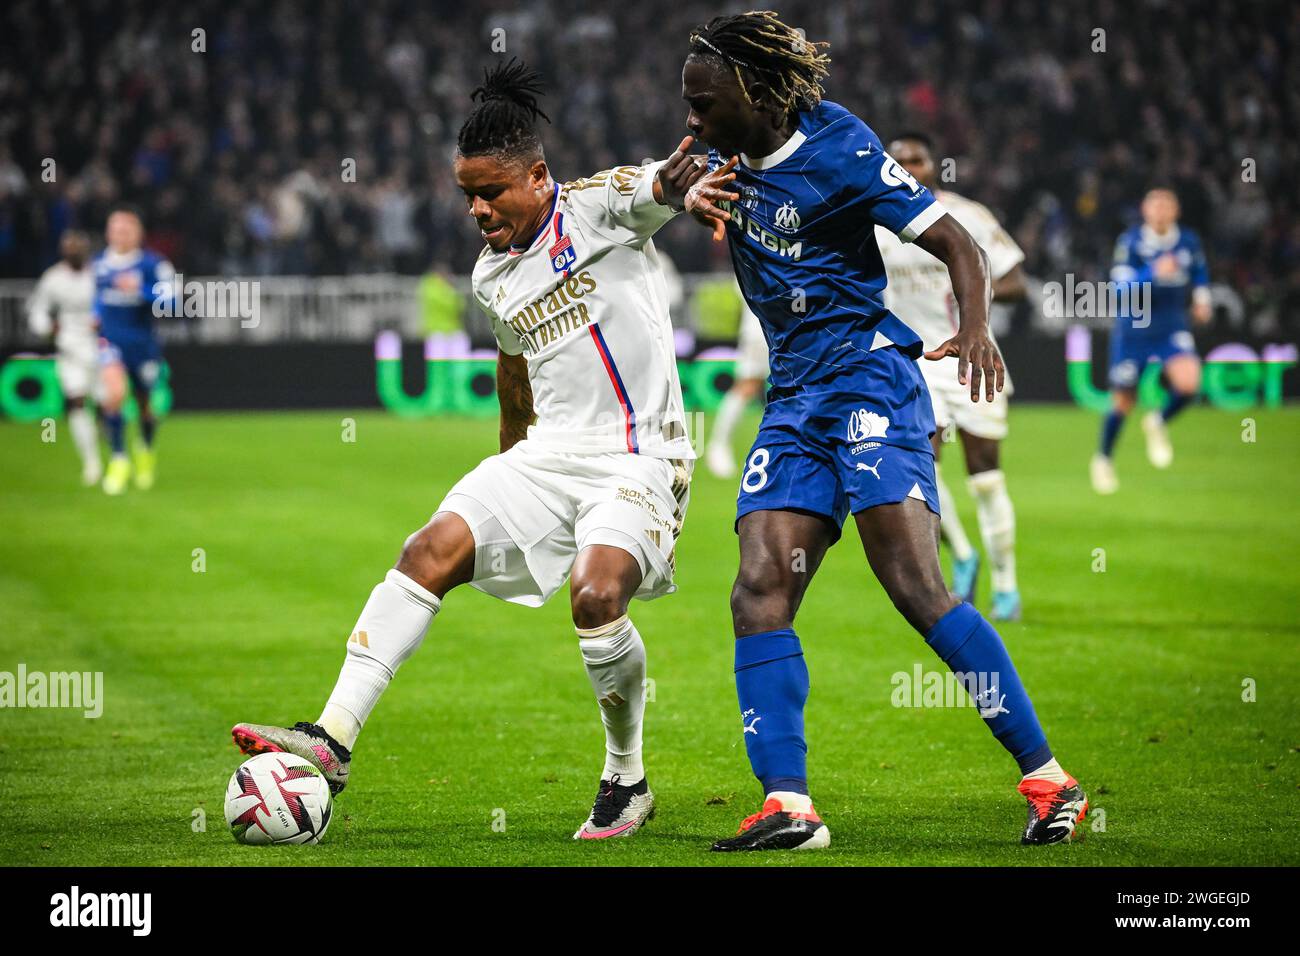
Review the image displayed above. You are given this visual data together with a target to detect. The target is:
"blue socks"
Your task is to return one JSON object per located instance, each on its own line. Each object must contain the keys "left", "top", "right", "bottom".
{"left": 734, "top": 628, "right": 809, "bottom": 795}
{"left": 104, "top": 412, "right": 126, "bottom": 456}
{"left": 925, "top": 602, "right": 1052, "bottom": 775}
{"left": 1162, "top": 391, "right": 1193, "bottom": 423}
{"left": 1103, "top": 393, "right": 1193, "bottom": 456}
{"left": 734, "top": 609, "right": 1053, "bottom": 791}
{"left": 140, "top": 414, "right": 156, "bottom": 448}
{"left": 1099, "top": 409, "right": 1126, "bottom": 457}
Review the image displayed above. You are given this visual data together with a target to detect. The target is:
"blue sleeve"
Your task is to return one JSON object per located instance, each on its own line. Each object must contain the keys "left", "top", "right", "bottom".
{"left": 835, "top": 126, "right": 941, "bottom": 240}
{"left": 148, "top": 255, "right": 177, "bottom": 317}
{"left": 1189, "top": 232, "right": 1209, "bottom": 289}
{"left": 1109, "top": 232, "right": 1152, "bottom": 285}
{"left": 90, "top": 258, "right": 104, "bottom": 321}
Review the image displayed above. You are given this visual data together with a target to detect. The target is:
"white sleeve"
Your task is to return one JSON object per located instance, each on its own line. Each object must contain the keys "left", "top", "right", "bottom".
{"left": 562, "top": 161, "right": 677, "bottom": 245}
{"left": 471, "top": 271, "right": 524, "bottom": 356}
{"left": 965, "top": 205, "right": 1024, "bottom": 280}
{"left": 27, "top": 272, "right": 54, "bottom": 337}
{"left": 488, "top": 308, "right": 525, "bottom": 355}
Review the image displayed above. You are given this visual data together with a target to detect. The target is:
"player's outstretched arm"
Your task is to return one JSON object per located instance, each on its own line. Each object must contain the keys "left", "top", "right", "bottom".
{"left": 496, "top": 349, "right": 534, "bottom": 453}
{"left": 992, "top": 263, "right": 1028, "bottom": 303}
{"left": 916, "top": 214, "right": 1005, "bottom": 403}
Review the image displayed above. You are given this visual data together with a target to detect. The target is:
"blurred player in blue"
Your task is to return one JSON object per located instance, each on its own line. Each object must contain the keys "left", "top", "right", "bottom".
{"left": 680, "top": 12, "right": 1087, "bottom": 851}
{"left": 1091, "top": 187, "right": 1211, "bottom": 494}
{"left": 93, "top": 205, "right": 175, "bottom": 494}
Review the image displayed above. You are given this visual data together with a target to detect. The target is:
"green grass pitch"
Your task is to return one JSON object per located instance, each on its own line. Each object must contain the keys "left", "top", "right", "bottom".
{"left": 0, "top": 405, "right": 1296, "bottom": 866}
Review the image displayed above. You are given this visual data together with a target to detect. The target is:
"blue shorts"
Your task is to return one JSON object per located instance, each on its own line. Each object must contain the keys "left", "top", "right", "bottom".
{"left": 100, "top": 336, "right": 162, "bottom": 393}
{"left": 736, "top": 346, "right": 940, "bottom": 536}
{"left": 1109, "top": 328, "right": 1197, "bottom": 389}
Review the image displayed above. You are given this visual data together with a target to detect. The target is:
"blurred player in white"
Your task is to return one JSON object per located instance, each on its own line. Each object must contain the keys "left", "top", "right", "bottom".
{"left": 877, "top": 133, "right": 1028, "bottom": 621}
{"left": 706, "top": 281, "right": 768, "bottom": 478}
{"left": 232, "top": 61, "right": 706, "bottom": 841}
{"left": 27, "top": 230, "right": 102, "bottom": 485}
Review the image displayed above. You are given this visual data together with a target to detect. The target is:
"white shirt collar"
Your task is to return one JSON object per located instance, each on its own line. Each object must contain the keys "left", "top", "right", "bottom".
{"left": 741, "top": 129, "right": 807, "bottom": 170}
{"left": 1140, "top": 223, "right": 1180, "bottom": 250}
{"left": 103, "top": 248, "right": 143, "bottom": 268}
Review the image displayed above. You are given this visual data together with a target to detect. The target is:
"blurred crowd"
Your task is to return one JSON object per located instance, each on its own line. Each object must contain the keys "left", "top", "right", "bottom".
{"left": 1, "top": 0, "right": 1296, "bottom": 330}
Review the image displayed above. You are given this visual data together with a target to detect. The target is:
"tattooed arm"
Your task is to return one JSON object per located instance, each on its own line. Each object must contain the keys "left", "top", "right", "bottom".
{"left": 496, "top": 349, "right": 534, "bottom": 453}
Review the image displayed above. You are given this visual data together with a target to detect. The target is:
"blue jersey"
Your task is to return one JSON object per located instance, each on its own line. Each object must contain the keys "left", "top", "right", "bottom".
{"left": 92, "top": 248, "right": 175, "bottom": 347}
{"left": 709, "top": 100, "right": 944, "bottom": 393}
{"left": 1109, "top": 224, "right": 1209, "bottom": 338}
{"left": 716, "top": 101, "right": 946, "bottom": 528}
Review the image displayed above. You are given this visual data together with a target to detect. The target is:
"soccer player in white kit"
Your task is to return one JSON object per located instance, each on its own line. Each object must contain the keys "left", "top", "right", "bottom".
{"left": 232, "top": 61, "right": 707, "bottom": 840}
{"left": 876, "top": 134, "right": 1028, "bottom": 621}
{"left": 27, "top": 230, "right": 102, "bottom": 486}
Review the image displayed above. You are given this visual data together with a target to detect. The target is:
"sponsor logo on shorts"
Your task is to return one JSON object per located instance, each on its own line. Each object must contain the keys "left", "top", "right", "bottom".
{"left": 848, "top": 409, "right": 891, "bottom": 456}
{"left": 615, "top": 486, "right": 671, "bottom": 531}
{"left": 848, "top": 409, "right": 890, "bottom": 443}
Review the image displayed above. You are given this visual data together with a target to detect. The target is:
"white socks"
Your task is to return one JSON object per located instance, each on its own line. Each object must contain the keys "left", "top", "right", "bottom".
{"left": 68, "top": 406, "right": 98, "bottom": 470}
{"left": 710, "top": 390, "right": 747, "bottom": 454}
{"left": 1024, "top": 757, "right": 1069, "bottom": 785}
{"left": 318, "top": 569, "right": 441, "bottom": 750}
{"left": 935, "top": 470, "right": 976, "bottom": 562}
{"left": 968, "top": 469, "right": 1017, "bottom": 594}
{"left": 767, "top": 790, "right": 813, "bottom": 814}
{"left": 576, "top": 614, "right": 646, "bottom": 783}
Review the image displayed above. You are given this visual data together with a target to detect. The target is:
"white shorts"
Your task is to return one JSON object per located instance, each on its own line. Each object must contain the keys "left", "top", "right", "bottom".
{"left": 56, "top": 351, "right": 99, "bottom": 400}
{"left": 434, "top": 440, "right": 693, "bottom": 608}
{"left": 921, "top": 355, "right": 1012, "bottom": 441}
{"left": 735, "top": 305, "right": 770, "bottom": 381}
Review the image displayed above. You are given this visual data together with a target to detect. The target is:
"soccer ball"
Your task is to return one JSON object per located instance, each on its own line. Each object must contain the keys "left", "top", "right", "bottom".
{"left": 224, "top": 752, "right": 333, "bottom": 845}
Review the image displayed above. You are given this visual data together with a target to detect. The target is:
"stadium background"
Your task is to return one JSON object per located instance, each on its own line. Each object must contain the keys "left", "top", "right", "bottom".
{"left": 0, "top": 0, "right": 1297, "bottom": 412}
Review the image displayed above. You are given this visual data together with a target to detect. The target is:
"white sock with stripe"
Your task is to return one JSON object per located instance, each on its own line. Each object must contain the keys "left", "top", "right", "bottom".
{"left": 935, "top": 470, "right": 975, "bottom": 562}
{"left": 968, "top": 469, "right": 1017, "bottom": 593}
{"left": 68, "top": 406, "right": 99, "bottom": 472}
{"left": 711, "top": 390, "right": 747, "bottom": 453}
{"left": 318, "top": 568, "right": 441, "bottom": 749}
{"left": 577, "top": 614, "right": 646, "bottom": 783}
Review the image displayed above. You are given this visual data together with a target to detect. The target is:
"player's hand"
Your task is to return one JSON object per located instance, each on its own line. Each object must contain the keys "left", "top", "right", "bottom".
{"left": 685, "top": 154, "right": 739, "bottom": 242}
{"left": 924, "top": 328, "right": 1006, "bottom": 402}
{"left": 1192, "top": 300, "right": 1212, "bottom": 325}
{"left": 656, "top": 136, "right": 710, "bottom": 211}
{"left": 1154, "top": 252, "right": 1180, "bottom": 281}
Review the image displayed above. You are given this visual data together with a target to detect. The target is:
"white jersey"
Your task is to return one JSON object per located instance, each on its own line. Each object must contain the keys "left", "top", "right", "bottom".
{"left": 28, "top": 261, "right": 98, "bottom": 363}
{"left": 876, "top": 190, "right": 1024, "bottom": 353}
{"left": 472, "top": 161, "right": 694, "bottom": 460}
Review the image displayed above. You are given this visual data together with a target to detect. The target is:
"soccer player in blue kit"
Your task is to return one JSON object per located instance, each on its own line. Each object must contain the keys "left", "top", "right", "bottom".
{"left": 1090, "top": 187, "right": 1211, "bottom": 495}
{"left": 94, "top": 205, "right": 175, "bottom": 494}
{"left": 679, "top": 12, "right": 1087, "bottom": 851}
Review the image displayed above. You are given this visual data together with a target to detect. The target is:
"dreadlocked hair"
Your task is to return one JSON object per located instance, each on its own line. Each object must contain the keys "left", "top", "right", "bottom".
{"left": 457, "top": 58, "right": 552, "bottom": 164}
{"left": 688, "top": 10, "right": 830, "bottom": 115}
